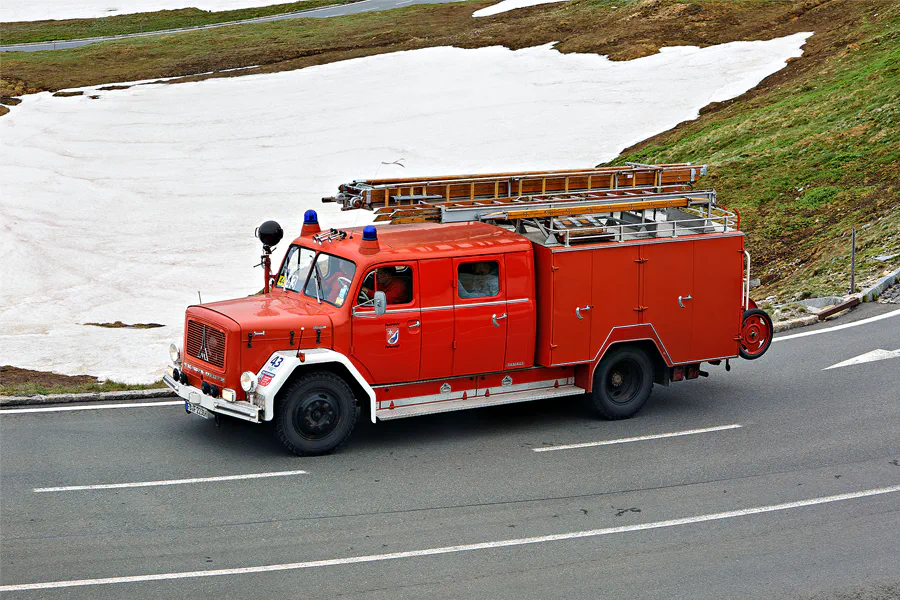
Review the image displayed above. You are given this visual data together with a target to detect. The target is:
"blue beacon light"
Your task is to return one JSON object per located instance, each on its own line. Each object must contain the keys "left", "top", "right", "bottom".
{"left": 362, "top": 225, "right": 378, "bottom": 241}
{"left": 303, "top": 210, "right": 318, "bottom": 225}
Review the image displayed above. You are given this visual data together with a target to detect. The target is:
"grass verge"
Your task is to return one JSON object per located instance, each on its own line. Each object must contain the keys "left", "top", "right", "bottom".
{"left": 0, "top": 366, "right": 164, "bottom": 396}
{"left": 0, "top": 0, "right": 358, "bottom": 45}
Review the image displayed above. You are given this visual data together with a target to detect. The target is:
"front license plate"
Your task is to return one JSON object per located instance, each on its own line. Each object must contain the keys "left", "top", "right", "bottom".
{"left": 185, "top": 401, "right": 211, "bottom": 419}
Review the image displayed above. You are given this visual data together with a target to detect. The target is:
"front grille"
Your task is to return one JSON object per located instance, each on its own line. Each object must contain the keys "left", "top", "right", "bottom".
{"left": 185, "top": 320, "right": 226, "bottom": 368}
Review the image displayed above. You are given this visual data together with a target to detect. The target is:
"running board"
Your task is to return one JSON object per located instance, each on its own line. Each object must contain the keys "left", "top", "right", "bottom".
{"left": 376, "top": 385, "right": 586, "bottom": 420}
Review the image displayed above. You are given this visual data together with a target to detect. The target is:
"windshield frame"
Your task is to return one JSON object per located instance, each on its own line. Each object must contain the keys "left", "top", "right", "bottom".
{"left": 274, "top": 244, "right": 357, "bottom": 309}
{"left": 303, "top": 252, "right": 358, "bottom": 308}
{"left": 274, "top": 245, "right": 317, "bottom": 294}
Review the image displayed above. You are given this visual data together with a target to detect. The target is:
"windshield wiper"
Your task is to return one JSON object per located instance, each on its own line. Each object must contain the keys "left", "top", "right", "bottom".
{"left": 312, "top": 263, "right": 324, "bottom": 304}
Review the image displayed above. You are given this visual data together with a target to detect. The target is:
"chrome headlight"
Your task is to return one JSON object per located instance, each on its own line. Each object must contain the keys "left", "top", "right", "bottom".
{"left": 240, "top": 371, "right": 257, "bottom": 392}
{"left": 169, "top": 343, "right": 181, "bottom": 364}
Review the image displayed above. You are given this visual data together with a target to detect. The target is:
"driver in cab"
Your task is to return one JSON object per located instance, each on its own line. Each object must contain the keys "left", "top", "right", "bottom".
{"left": 321, "top": 258, "right": 355, "bottom": 306}
{"left": 362, "top": 267, "right": 410, "bottom": 305}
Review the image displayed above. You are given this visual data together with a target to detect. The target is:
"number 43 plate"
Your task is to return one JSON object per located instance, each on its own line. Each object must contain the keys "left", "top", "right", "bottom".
{"left": 185, "top": 401, "right": 211, "bottom": 419}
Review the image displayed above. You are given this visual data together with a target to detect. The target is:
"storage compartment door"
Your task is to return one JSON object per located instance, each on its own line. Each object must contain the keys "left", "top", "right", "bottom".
{"left": 550, "top": 251, "right": 593, "bottom": 365}
{"left": 591, "top": 245, "right": 641, "bottom": 353}
{"left": 641, "top": 242, "right": 693, "bottom": 364}
{"left": 691, "top": 236, "right": 744, "bottom": 360}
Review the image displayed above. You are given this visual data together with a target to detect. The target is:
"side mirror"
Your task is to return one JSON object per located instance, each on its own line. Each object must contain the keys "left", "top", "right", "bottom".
{"left": 374, "top": 291, "right": 387, "bottom": 316}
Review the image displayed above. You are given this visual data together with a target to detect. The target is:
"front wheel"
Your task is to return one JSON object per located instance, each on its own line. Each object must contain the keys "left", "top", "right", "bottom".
{"left": 276, "top": 372, "right": 358, "bottom": 456}
{"left": 590, "top": 346, "right": 653, "bottom": 420}
{"left": 739, "top": 308, "right": 773, "bottom": 360}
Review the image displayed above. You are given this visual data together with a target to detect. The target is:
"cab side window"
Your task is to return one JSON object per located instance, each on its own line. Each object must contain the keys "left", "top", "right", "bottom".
{"left": 458, "top": 261, "right": 500, "bottom": 299}
{"left": 360, "top": 265, "right": 413, "bottom": 305}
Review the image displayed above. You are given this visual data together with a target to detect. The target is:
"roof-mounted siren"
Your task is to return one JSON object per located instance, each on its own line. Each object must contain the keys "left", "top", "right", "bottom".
{"left": 301, "top": 210, "right": 321, "bottom": 236}
{"left": 359, "top": 225, "right": 380, "bottom": 255}
{"left": 255, "top": 220, "right": 283, "bottom": 293}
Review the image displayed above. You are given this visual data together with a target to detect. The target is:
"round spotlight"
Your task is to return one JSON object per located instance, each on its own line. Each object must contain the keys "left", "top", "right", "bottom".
{"left": 172, "top": 368, "right": 180, "bottom": 382}
{"left": 256, "top": 220, "right": 283, "bottom": 249}
{"left": 240, "top": 371, "right": 257, "bottom": 392}
{"left": 201, "top": 381, "right": 211, "bottom": 395}
{"left": 169, "top": 343, "right": 181, "bottom": 363}
{"left": 179, "top": 371, "right": 189, "bottom": 385}
{"left": 209, "top": 384, "right": 220, "bottom": 398}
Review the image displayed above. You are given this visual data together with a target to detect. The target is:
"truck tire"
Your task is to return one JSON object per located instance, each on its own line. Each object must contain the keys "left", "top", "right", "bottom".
{"left": 276, "top": 371, "right": 359, "bottom": 456}
{"left": 739, "top": 308, "right": 773, "bottom": 360}
{"left": 590, "top": 346, "right": 653, "bottom": 420}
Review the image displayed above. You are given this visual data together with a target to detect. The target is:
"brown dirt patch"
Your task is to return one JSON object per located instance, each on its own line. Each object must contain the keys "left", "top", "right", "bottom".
{"left": 1, "top": 365, "right": 97, "bottom": 388}
{"left": 84, "top": 321, "right": 165, "bottom": 328}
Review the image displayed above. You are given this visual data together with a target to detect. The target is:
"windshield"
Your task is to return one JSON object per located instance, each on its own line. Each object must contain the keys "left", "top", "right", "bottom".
{"left": 276, "top": 246, "right": 316, "bottom": 293}
{"left": 304, "top": 253, "right": 357, "bottom": 307}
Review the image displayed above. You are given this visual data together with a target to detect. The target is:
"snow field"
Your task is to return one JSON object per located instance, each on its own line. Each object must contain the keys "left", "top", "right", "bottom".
{"left": 473, "top": 0, "right": 567, "bottom": 18}
{"left": 0, "top": 34, "right": 812, "bottom": 383}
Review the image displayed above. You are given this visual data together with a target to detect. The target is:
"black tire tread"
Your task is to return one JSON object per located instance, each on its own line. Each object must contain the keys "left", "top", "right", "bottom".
{"left": 590, "top": 346, "right": 653, "bottom": 420}
{"left": 275, "top": 371, "right": 358, "bottom": 456}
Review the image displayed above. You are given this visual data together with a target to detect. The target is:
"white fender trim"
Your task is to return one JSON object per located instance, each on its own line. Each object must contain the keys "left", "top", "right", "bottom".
{"left": 254, "top": 349, "right": 377, "bottom": 422}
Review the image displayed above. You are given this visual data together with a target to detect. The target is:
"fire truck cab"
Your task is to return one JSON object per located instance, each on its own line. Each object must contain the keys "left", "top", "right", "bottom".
{"left": 164, "top": 163, "right": 773, "bottom": 455}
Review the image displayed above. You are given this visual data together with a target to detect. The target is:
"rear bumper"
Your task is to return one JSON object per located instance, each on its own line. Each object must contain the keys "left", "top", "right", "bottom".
{"left": 163, "top": 373, "right": 261, "bottom": 423}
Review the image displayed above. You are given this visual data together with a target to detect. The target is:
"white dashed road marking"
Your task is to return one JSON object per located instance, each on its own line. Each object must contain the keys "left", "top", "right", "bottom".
{"left": 2, "top": 484, "right": 897, "bottom": 592}
{"left": 0, "top": 401, "right": 183, "bottom": 415}
{"left": 773, "top": 307, "right": 900, "bottom": 342}
{"left": 533, "top": 424, "right": 743, "bottom": 452}
{"left": 823, "top": 348, "right": 900, "bottom": 370}
{"left": 33, "top": 470, "right": 309, "bottom": 493}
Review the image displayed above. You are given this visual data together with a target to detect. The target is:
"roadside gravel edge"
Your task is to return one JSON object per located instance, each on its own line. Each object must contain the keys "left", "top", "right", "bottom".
{"left": 0, "top": 388, "right": 174, "bottom": 407}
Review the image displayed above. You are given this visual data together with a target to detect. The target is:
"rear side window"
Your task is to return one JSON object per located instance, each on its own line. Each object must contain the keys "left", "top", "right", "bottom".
{"left": 457, "top": 261, "right": 500, "bottom": 299}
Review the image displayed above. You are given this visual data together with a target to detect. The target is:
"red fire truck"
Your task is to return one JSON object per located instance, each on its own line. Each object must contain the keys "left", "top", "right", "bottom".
{"left": 164, "top": 163, "right": 773, "bottom": 455}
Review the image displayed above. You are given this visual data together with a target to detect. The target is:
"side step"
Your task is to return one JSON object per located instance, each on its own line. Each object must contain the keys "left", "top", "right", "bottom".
{"left": 376, "top": 385, "right": 586, "bottom": 421}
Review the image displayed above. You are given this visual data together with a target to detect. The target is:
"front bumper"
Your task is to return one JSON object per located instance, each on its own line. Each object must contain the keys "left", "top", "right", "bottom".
{"left": 163, "top": 372, "right": 261, "bottom": 423}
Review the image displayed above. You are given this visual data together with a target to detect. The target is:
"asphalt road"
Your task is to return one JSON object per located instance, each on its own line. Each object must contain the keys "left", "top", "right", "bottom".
{"left": 1, "top": 303, "right": 899, "bottom": 598}
{"left": 0, "top": 0, "right": 463, "bottom": 53}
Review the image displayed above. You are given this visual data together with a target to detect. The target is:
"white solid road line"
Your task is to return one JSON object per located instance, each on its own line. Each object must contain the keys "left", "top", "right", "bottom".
{"left": 823, "top": 348, "right": 900, "bottom": 370}
{"left": 33, "top": 470, "right": 308, "bottom": 493}
{"left": 0, "top": 400, "right": 183, "bottom": 415}
{"left": 773, "top": 307, "right": 900, "bottom": 342}
{"left": 533, "top": 424, "right": 743, "bottom": 452}
{"left": 2, "top": 484, "right": 898, "bottom": 592}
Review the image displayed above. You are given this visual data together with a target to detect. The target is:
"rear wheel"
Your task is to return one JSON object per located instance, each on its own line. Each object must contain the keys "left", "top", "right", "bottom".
{"left": 739, "top": 308, "right": 773, "bottom": 360}
{"left": 276, "top": 372, "right": 358, "bottom": 456}
{"left": 590, "top": 346, "right": 653, "bottom": 420}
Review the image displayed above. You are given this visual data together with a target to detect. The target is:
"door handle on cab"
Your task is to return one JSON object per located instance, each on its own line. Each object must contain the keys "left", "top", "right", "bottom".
{"left": 492, "top": 313, "right": 507, "bottom": 327}
{"left": 408, "top": 320, "right": 421, "bottom": 329}
{"left": 678, "top": 295, "right": 693, "bottom": 309}
{"left": 575, "top": 305, "right": 593, "bottom": 320}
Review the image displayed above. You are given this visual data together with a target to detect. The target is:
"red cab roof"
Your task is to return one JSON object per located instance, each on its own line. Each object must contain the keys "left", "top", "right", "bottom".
{"left": 291, "top": 221, "right": 532, "bottom": 261}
